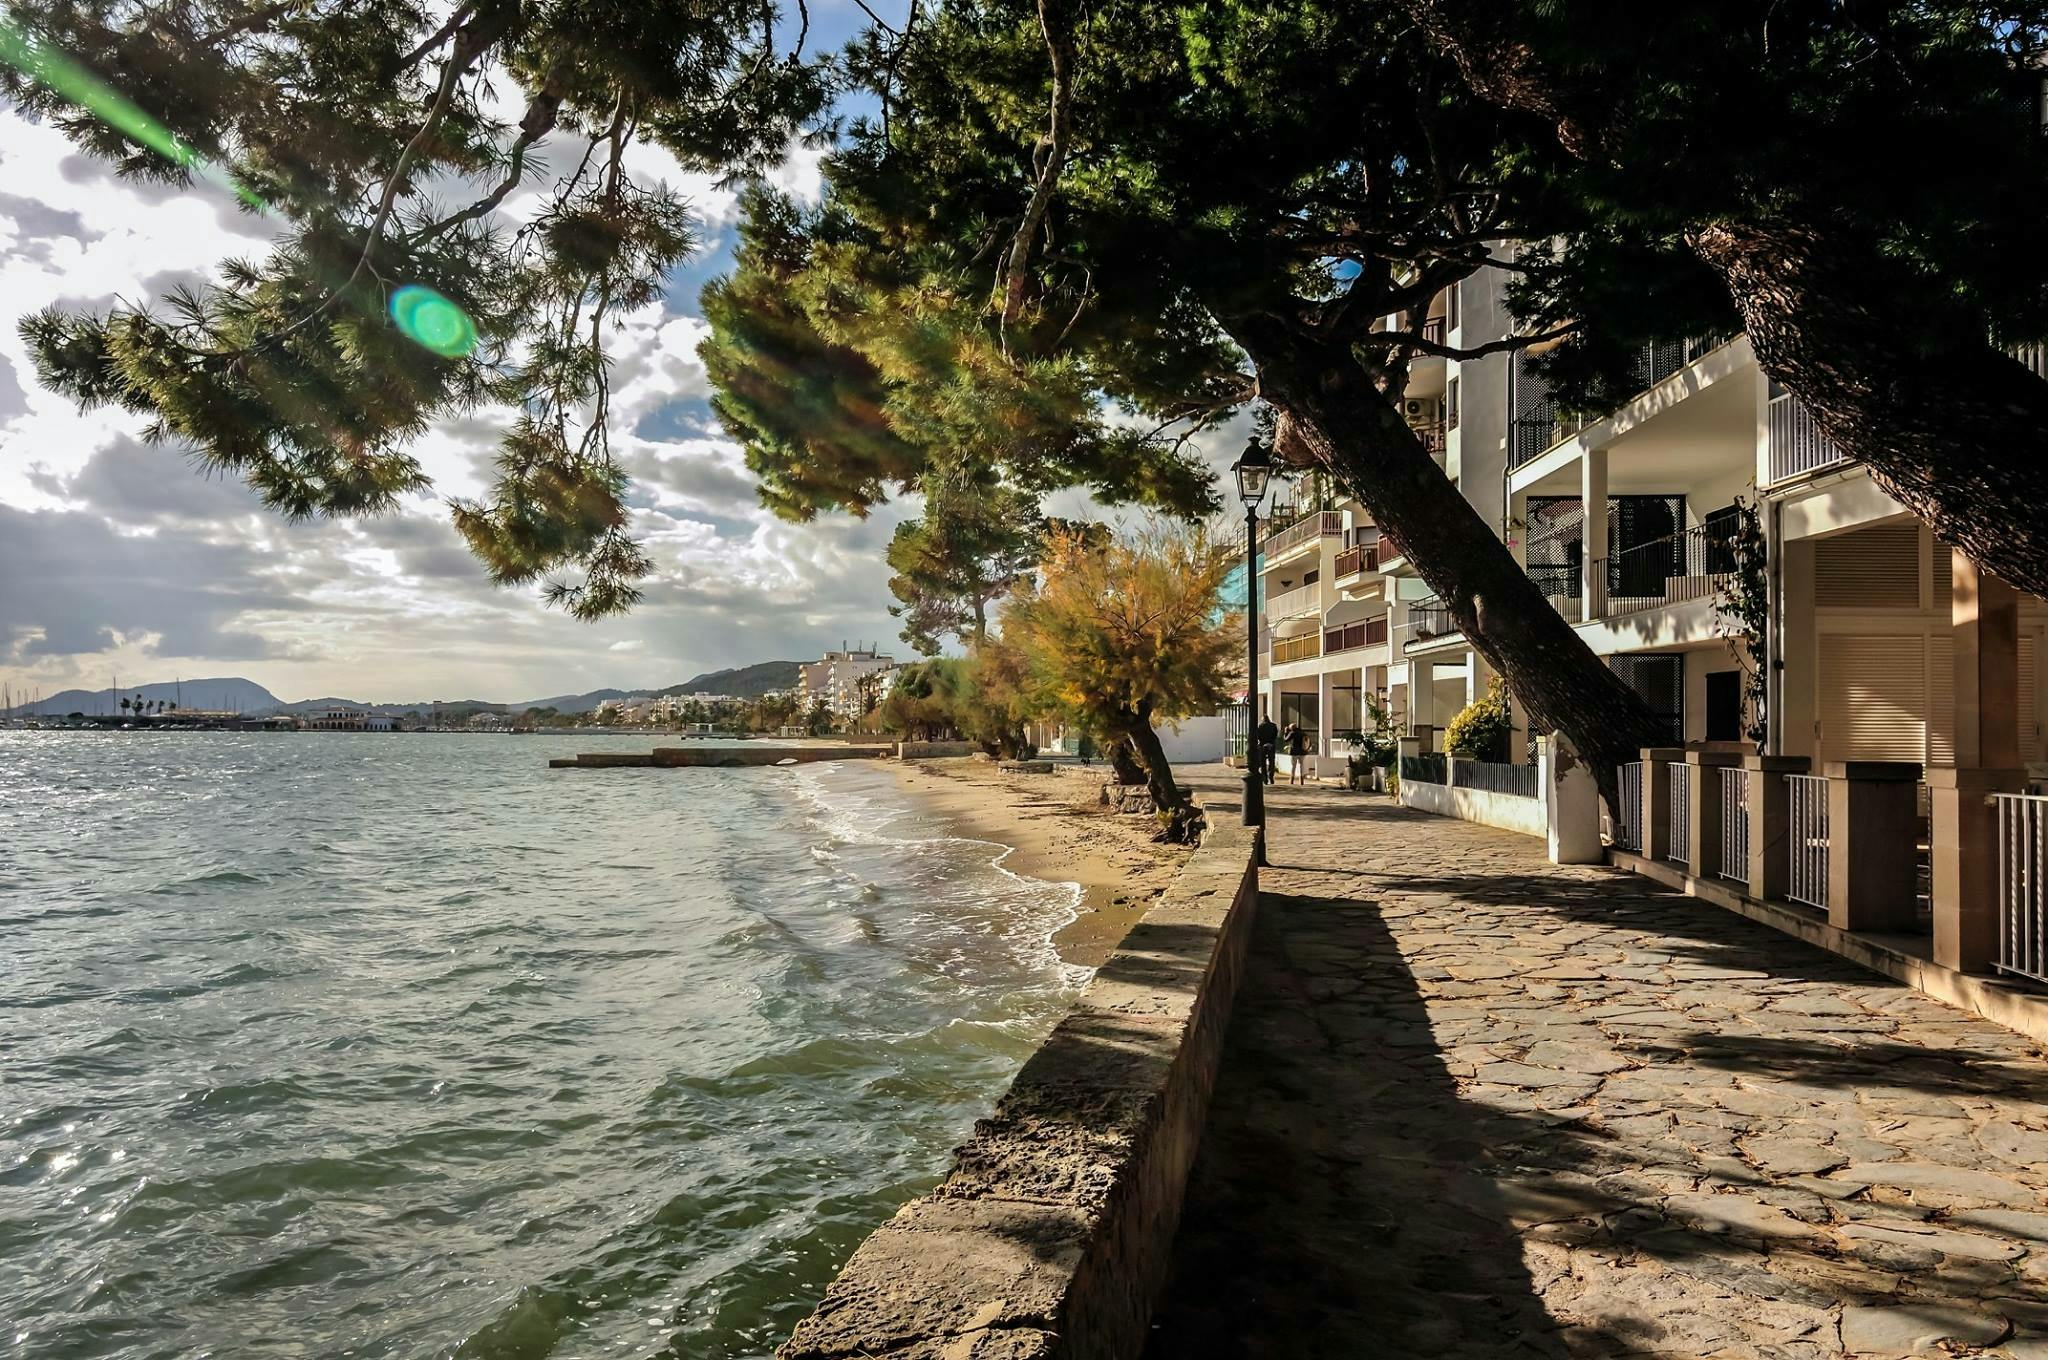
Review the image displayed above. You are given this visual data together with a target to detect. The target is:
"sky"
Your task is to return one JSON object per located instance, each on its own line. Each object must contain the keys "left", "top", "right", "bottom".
{"left": 0, "top": 3, "right": 909, "bottom": 706}
{"left": 0, "top": 7, "right": 1252, "bottom": 707}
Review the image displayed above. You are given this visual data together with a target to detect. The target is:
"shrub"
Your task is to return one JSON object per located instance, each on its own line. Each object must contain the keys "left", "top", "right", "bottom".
{"left": 1444, "top": 676, "right": 1513, "bottom": 762}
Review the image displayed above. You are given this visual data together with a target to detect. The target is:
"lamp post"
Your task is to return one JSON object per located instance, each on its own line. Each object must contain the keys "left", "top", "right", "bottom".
{"left": 1233, "top": 437, "right": 1274, "bottom": 841}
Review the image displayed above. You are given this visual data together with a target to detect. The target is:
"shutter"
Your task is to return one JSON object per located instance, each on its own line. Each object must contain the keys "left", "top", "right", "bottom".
{"left": 1929, "top": 636, "right": 1955, "bottom": 768}
{"left": 1819, "top": 635, "right": 1927, "bottom": 762}
{"left": 1815, "top": 523, "right": 1920, "bottom": 608}
{"left": 1932, "top": 546, "right": 1953, "bottom": 617}
{"left": 2024, "top": 636, "right": 2043, "bottom": 763}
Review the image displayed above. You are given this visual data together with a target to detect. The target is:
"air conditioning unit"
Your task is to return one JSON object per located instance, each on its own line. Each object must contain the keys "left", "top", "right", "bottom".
{"left": 1404, "top": 397, "right": 1439, "bottom": 421}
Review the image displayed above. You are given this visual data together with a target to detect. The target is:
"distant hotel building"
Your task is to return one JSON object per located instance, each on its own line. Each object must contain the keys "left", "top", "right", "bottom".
{"left": 800, "top": 645, "right": 896, "bottom": 720}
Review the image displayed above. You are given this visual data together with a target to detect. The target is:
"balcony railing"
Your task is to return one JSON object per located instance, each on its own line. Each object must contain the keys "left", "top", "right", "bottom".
{"left": 1765, "top": 391, "right": 1847, "bottom": 485}
{"left": 1588, "top": 523, "right": 1737, "bottom": 618}
{"left": 2014, "top": 341, "right": 2048, "bottom": 381}
{"left": 1267, "top": 581, "right": 1323, "bottom": 621}
{"left": 1272, "top": 632, "right": 1323, "bottom": 665}
{"left": 1402, "top": 601, "right": 1460, "bottom": 648}
{"left": 1420, "top": 315, "right": 1445, "bottom": 347}
{"left": 1334, "top": 543, "right": 1381, "bottom": 579}
{"left": 1414, "top": 423, "right": 1446, "bottom": 457}
{"left": 1511, "top": 334, "right": 1726, "bottom": 469}
{"left": 1323, "top": 616, "right": 1389, "bottom": 655}
{"left": 1259, "top": 510, "right": 1342, "bottom": 560}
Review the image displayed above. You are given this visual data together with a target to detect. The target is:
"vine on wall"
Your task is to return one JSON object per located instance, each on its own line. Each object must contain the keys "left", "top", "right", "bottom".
{"left": 1711, "top": 496, "right": 1770, "bottom": 750}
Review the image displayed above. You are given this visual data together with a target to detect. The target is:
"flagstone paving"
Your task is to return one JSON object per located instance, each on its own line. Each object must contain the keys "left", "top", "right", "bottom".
{"left": 1148, "top": 780, "right": 2048, "bottom": 1359}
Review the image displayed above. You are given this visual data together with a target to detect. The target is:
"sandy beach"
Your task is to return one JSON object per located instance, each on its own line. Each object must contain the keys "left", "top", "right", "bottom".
{"left": 889, "top": 758, "right": 1188, "bottom": 968}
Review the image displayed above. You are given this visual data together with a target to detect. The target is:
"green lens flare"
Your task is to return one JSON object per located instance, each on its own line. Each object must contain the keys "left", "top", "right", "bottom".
{"left": 0, "top": 18, "right": 265, "bottom": 210}
{"left": 389, "top": 285, "right": 477, "bottom": 358}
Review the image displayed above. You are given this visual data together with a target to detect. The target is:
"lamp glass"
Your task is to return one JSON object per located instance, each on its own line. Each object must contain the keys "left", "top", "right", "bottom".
{"left": 1233, "top": 441, "right": 1273, "bottom": 505}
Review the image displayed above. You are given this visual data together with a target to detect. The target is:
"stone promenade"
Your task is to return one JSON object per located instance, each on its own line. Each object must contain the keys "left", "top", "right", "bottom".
{"left": 1148, "top": 781, "right": 2048, "bottom": 1359}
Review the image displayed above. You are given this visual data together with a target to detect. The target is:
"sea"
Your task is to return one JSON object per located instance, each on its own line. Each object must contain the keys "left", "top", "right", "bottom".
{"left": 0, "top": 732, "right": 1086, "bottom": 1359}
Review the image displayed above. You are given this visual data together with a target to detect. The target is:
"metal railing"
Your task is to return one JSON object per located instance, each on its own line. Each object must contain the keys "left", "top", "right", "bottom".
{"left": 1596, "top": 523, "right": 1737, "bottom": 617}
{"left": 1452, "top": 759, "right": 1538, "bottom": 799}
{"left": 1403, "top": 601, "right": 1459, "bottom": 649}
{"left": 1267, "top": 581, "right": 1323, "bottom": 621}
{"left": 1323, "top": 616, "right": 1389, "bottom": 654}
{"left": 1719, "top": 766, "right": 1751, "bottom": 884}
{"left": 1260, "top": 510, "right": 1342, "bottom": 560}
{"left": 1272, "top": 632, "right": 1322, "bottom": 665}
{"left": 2010, "top": 341, "right": 2047, "bottom": 382}
{"left": 1415, "top": 424, "right": 1446, "bottom": 457}
{"left": 1766, "top": 392, "right": 1848, "bottom": 484}
{"left": 1994, "top": 793, "right": 2048, "bottom": 985}
{"left": 1400, "top": 752, "right": 1448, "bottom": 786}
{"left": 1668, "top": 763, "right": 1694, "bottom": 866}
{"left": 1787, "top": 774, "right": 1830, "bottom": 910}
{"left": 1610, "top": 760, "right": 1644, "bottom": 850}
{"left": 1511, "top": 335, "right": 1726, "bottom": 468}
{"left": 1420, "top": 315, "right": 1445, "bottom": 346}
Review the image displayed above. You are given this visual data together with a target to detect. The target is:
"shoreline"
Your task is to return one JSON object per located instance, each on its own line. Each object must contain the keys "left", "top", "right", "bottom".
{"left": 886, "top": 758, "right": 1188, "bottom": 969}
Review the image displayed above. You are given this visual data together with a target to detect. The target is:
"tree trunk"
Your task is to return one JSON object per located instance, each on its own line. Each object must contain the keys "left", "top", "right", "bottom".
{"left": 1109, "top": 734, "right": 1146, "bottom": 785}
{"left": 1224, "top": 309, "right": 1664, "bottom": 811}
{"left": 1686, "top": 217, "right": 2048, "bottom": 601}
{"left": 1397, "top": 0, "right": 2048, "bottom": 600}
{"left": 1117, "top": 709, "right": 1200, "bottom": 843}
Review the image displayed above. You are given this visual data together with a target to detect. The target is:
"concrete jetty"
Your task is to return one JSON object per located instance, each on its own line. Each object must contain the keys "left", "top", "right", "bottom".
{"left": 547, "top": 744, "right": 893, "bottom": 770}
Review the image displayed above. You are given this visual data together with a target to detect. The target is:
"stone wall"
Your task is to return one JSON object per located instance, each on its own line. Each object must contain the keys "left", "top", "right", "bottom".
{"left": 896, "top": 740, "right": 980, "bottom": 759}
{"left": 779, "top": 821, "right": 1261, "bottom": 1360}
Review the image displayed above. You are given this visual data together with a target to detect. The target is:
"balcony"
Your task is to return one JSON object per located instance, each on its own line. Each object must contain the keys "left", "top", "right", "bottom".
{"left": 1414, "top": 423, "right": 1446, "bottom": 459}
{"left": 1324, "top": 616, "right": 1390, "bottom": 655}
{"left": 1401, "top": 600, "right": 1462, "bottom": 650}
{"left": 1273, "top": 632, "right": 1323, "bottom": 665}
{"left": 1511, "top": 334, "right": 1728, "bottom": 470}
{"left": 1267, "top": 581, "right": 1323, "bottom": 622}
{"left": 1259, "top": 510, "right": 1342, "bottom": 562}
{"left": 1588, "top": 523, "right": 1735, "bottom": 618}
{"left": 1765, "top": 391, "right": 1848, "bottom": 485}
{"left": 1334, "top": 541, "right": 1381, "bottom": 581}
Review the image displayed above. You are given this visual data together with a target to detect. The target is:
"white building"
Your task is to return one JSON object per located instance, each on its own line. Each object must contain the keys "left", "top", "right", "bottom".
{"left": 1256, "top": 256, "right": 2048, "bottom": 978}
{"left": 800, "top": 645, "right": 897, "bottom": 720}
{"left": 301, "top": 706, "right": 369, "bottom": 730}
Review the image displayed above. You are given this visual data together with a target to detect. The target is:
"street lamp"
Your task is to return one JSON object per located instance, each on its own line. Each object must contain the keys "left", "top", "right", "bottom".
{"left": 1233, "top": 437, "right": 1274, "bottom": 843}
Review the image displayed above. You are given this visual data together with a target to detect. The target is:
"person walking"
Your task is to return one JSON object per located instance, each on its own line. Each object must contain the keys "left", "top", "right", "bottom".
{"left": 1254, "top": 714, "right": 1279, "bottom": 786}
{"left": 1284, "top": 721, "right": 1310, "bottom": 785}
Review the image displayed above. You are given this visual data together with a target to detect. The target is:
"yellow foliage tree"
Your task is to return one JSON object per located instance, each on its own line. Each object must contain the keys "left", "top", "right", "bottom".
{"left": 1000, "top": 521, "right": 1240, "bottom": 840}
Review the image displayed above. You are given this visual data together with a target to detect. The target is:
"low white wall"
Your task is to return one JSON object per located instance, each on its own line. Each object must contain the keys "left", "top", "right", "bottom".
{"left": 1155, "top": 715, "right": 1226, "bottom": 764}
{"left": 1400, "top": 777, "right": 1546, "bottom": 839}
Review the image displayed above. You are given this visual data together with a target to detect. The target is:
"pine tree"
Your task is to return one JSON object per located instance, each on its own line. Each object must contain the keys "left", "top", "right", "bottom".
{"left": 1397, "top": 0, "right": 2048, "bottom": 598}
{"left": 788, "top": 0, "right": 1668, "bottom": 801}
{"left": 4, "top": 0, "right": 825, "bottom": 616}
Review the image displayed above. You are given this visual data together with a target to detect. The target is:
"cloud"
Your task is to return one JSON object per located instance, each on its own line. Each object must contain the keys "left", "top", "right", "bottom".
{"left": 0, "top": 102, "right": 924, "bottom": 703}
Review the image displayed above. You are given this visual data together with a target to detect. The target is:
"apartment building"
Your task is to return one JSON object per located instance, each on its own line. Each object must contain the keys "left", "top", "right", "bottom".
{"left": 799, "top": 645, "right": 897, "bottom": 720}
{"left": 1257, "top": 259, "right": 2048, "bottom": 981}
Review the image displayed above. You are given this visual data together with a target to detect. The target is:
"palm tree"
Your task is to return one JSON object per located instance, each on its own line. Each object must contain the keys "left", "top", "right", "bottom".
{"left": 119, "top": 698, "right": 131, "bottom": 718}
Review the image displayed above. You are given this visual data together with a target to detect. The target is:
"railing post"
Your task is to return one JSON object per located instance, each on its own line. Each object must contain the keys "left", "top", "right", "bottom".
{"left": 1744, "top": 754, "right": 1810, "bottom": 902}
{"left": 1685, "top": 750, "right": 1742, "bottom": 879}
{"left": 1541, "top": 734, "right": 1602, "bottom": 865}
{"left": 1824, "top": 761, "right": 1923, "bottom": 933}
{"left": 1929, "top": 767, "right": 2029, "bottom": 973}
{"left": 1640, "top": 747, "right": 1683, "bottom": 862}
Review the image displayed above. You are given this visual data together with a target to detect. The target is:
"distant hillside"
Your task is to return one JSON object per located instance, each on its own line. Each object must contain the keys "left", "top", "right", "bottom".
{"left": 6, "top": 663, "right": 807, "bottom": 719}
{"left": 657, "top": 661, "right": 803, "bottom": 699}
{"left": 5, "top": 676, "right": 282, "bottom": 716}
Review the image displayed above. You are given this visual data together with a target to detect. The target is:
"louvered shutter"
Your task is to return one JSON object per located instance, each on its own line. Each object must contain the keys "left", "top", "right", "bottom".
{"left": 1929, "top": 636, "right": 1955, "bottom": 768}
{"left": 1819, "top": 635, "right": 1927, "bottom": 762}
{"left": 1816, "top": 524, "right": 1921, "bottom": 608}
{"left": 2024, "top": 636, "right": 2043, "bottom": 763}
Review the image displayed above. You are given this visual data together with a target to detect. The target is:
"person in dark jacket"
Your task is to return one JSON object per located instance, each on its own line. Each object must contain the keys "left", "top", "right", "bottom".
{"left": 1254, "top": 715, "right": 1279, "bottom": 785}
{"left": 1284, "top": 721, "right": 1310, "bottom": 785}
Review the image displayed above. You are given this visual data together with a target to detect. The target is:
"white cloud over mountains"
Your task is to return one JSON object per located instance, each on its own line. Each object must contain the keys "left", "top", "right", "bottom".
{"left": 0, "top": 102, "right": 907, "bottom": 706}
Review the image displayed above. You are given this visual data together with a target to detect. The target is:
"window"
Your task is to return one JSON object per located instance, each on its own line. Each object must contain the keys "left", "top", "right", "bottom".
{"left": 1302, "top": 569, "right": 1319, "bottom": 586}
{"left": 1446, "top": 375, "right": 1460, "bottom": 432}
{"left": 1610, "top": 654, "right": 1684, "bottom": 744}
{"left": 1445, "top": 282, "right": 1461, "bottom": 335}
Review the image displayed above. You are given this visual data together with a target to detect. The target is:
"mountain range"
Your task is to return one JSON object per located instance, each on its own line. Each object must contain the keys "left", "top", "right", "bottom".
{"left": 3, "top": 663, "right": 806, "bottom": 718}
